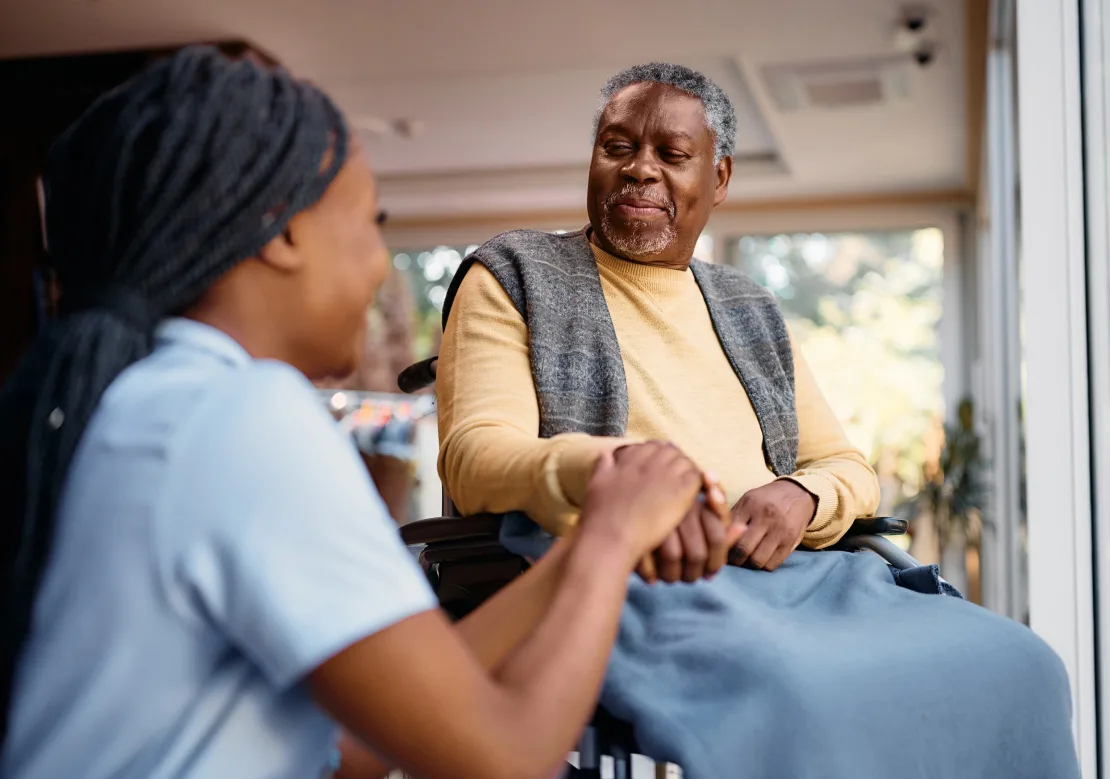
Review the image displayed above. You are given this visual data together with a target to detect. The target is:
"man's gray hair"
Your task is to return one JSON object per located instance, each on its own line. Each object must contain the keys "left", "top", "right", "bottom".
{"left": 594, "top": 63, "right": 737, "bottom": 164}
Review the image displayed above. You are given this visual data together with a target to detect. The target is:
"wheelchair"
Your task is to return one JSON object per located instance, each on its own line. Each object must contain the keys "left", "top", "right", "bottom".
{"left": 395, "top": 356, "right": 917, "bottom": 778}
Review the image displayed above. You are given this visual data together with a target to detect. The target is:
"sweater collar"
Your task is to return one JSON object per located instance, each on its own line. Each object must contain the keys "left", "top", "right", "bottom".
{"left": 584, "top": 228, "right": 693, "bottom": 300}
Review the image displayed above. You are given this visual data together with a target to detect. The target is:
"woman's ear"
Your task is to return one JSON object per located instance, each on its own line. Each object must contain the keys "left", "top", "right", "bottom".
{"left": 258, "top": 224, "right": 306, "bottom": 273}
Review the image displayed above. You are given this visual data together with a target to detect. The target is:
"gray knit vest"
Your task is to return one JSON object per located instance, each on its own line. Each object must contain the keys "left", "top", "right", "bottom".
{"left": 441, "top": 229, "right": 799, "bottom": 476}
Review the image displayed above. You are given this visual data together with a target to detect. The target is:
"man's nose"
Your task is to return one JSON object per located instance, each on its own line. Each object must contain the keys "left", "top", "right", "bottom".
{"left": 620, "top": 148, "right": 662, "bottom": 183}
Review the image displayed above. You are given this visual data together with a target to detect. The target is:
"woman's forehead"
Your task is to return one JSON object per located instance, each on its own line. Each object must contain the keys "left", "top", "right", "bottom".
{"left": 315, "top": 147, "right": 376, "bottom": 211}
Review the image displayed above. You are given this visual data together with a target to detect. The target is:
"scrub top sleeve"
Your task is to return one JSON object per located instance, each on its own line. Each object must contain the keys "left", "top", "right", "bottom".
{"left": 172, "top": 362, "right": 438, "bottom": 690}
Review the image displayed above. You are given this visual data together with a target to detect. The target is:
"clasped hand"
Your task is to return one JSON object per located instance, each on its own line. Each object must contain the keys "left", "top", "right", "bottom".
{"left": 615, "top": 443, "right": 817, "bottom": 583}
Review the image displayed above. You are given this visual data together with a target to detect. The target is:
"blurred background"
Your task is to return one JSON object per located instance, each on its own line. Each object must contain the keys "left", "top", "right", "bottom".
{"left": 0, "top": 0, "right": 995, "bottom": 599}
{"left": 8, "top": 3, "right": 1110, "bottom": 769}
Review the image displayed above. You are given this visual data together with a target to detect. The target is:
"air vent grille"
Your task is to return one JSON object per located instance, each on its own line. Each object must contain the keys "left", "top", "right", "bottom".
{"left": 762, "top": 55, "right": 912, "bottom": 112}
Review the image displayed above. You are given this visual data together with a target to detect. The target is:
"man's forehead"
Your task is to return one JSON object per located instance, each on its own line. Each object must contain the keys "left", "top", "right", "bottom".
{"left": 605, "top": 81, "right": 700, "bottom": 110}
{"left": 599, "top": 83, "right": 711, "bottom": 135}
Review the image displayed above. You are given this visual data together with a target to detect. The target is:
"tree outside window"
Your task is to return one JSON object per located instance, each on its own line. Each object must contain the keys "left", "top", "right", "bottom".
{"left": 732, "top": 229, "right": 946, "bottom": 522}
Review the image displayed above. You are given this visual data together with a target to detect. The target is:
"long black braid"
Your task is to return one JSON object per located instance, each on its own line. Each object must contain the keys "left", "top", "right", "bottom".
{"left": 0, "top": 45, "right": 350, "bottom": 743}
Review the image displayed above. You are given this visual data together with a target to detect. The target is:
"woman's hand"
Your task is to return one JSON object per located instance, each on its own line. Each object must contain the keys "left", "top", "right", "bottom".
{"left": 578, "top": 442, "right": 704, "bottom": 569}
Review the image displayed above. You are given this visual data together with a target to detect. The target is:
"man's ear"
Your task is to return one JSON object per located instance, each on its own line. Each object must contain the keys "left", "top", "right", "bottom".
{"left": 713, "top": 156, "right": 733, "bottom": 207}
{"left": 257, "top": 223, "right": 306, "bottom": 273}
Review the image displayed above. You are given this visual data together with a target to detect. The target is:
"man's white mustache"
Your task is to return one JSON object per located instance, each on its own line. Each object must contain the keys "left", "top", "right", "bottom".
{"left": 603, "top": 186, "right": 676, "bottom": 218}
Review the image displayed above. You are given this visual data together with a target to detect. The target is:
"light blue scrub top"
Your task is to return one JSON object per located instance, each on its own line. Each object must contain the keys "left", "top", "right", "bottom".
{"left": 1, "top": 318, "right": 436, "bottom": 779}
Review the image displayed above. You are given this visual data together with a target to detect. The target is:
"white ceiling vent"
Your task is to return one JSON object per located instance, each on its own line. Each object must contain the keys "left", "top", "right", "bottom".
{"left": 761, "top": 55, "right": 913, "bottom": 112}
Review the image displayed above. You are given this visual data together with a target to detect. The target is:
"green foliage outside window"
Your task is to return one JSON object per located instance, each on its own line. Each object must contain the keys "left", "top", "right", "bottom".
{"left": 733, "top": 230, "right": 946, "bottom": 509}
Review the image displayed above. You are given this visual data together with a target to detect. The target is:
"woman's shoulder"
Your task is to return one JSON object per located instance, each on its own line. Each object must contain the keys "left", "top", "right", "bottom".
{"left": 171, "top": 359, "right": 356, "bottom": 486}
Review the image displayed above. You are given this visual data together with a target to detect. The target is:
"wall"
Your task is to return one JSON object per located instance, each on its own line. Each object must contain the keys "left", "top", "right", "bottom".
{"left": 0, "top": 41, "right": 274, "bottom": 385}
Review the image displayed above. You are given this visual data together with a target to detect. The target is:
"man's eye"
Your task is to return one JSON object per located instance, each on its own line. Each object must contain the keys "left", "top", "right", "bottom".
{"left": 375, "top": 210, "right": 388, "bottom": 226}
{"left": 662, "top": 150, "right": 690, "bottom": 161}
{"left": 605, "top": 143, "right": 634, "bottom": 154}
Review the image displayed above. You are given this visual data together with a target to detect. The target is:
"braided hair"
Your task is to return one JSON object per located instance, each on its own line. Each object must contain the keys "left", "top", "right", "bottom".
{"left": 0, "top": 45, "right": 350, "bottom": 743}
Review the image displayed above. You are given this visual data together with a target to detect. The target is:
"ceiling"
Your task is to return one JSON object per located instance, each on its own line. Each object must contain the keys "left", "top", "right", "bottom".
{"left": 0, "top": 0, "right": 969, "bottom": 220}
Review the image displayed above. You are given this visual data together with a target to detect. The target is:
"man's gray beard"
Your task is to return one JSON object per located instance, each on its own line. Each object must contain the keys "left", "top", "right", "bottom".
{"left": 599, "top": 212, "right": 678, "bottom": 259}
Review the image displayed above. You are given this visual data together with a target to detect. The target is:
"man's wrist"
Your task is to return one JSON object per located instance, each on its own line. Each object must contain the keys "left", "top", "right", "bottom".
{"left": 773, "top": 477, "right": 817, "bottom": 523}
{"left": 781, "top": 474, "right": 838, "bottom": 530}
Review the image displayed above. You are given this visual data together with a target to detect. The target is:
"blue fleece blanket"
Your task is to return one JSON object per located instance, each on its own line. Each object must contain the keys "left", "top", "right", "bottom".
{"left": 500, "top": 515, "right": 1080, "bottom": 779}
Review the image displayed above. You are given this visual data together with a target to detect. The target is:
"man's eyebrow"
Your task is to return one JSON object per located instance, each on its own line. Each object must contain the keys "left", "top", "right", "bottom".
{"left": 662, "top": 130, "right": 697, "bottom": 143}
{"left": 598, "top": 125, "right": 699, "bottom": 143}
{"left": 598, "top": 123, "right": 634, "bottom": 136}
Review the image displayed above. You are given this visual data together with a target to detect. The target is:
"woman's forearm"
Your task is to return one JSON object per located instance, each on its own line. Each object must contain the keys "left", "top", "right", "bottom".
{"left": 335, "top": 536, "right": 575, "bottom": 778}
{"left": 324, "top": 524, "right": 636, "bottom": 779}
{"left": 318, "top": 443, "right": 701, "bottom": 779}
{"left": 454, "top": 537, "right": 572, "bottom": 665}
{"left": 486, "top": 526, "right": 633, "bottom": 773}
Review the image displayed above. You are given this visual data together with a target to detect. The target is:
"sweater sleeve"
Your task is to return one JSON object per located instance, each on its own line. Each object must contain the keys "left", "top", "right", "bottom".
{"left": 782, "top": 330, "right": 882, "bottom": 549}
{"left": 436, "top": 263, "right": 629, "bottom": 536}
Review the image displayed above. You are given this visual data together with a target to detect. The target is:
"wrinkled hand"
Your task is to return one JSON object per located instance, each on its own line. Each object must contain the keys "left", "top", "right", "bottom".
{"left": 728, "top": 480, "right": 817, "bottom": 572}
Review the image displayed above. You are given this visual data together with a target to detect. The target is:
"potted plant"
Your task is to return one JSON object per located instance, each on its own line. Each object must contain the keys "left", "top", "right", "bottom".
{"left": 911, "top": 397, "right": 989, "bottom": 596}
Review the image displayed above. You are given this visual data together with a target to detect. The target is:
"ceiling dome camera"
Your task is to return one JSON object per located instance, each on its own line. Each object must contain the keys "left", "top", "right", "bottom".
{"left": 904, "top": 14, "right": 927, "bottom": 33}
{"left": 899, "top": 4, "right": 933, "bottom": 35}
{"left": 913, "top": 44, "right": 937, "bottom": 67}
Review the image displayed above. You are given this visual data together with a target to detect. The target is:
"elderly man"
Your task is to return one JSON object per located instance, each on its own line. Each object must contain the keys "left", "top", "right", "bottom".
{"left": 430, "top": 64, "right": 1079, "bottom": 779}
{"left": 437, "top": 63, "right": 878, "bottom": 581}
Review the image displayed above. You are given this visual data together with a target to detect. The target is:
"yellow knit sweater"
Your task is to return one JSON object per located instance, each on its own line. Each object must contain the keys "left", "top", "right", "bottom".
{"left": 436, "top": 242, "right": 880, "bottom": 549}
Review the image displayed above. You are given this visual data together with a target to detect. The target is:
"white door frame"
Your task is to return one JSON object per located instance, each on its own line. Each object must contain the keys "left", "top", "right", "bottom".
{"left": 1016, "top": 0, "right": 1098, "bottom": 774}
{"left": 1081, "top": 0, "right": 1110, "bottom": 770}
{"left": 978, "top": 0, "right": 1025, "bottom": 622}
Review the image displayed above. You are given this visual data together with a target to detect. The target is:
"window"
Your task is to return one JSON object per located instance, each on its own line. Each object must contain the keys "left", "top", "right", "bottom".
{"left": 391, "top": 244, "right": 476, "bottom": 361}
{"left": 731, "top": 230, "right": 946, "bottom": 522}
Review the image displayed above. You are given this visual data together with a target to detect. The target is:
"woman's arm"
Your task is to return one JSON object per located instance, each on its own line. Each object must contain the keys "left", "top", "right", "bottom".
{"left": 312, "top": 443, "right": 702, "bottom": 779}
{"left": 335, "top": 539, "right": 576, "bottom": 779}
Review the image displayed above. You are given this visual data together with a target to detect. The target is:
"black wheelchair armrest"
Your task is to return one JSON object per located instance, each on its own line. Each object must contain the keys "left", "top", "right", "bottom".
{"left": 400, "top": 514, "right": 906, "bottom": 548}
{"left": 399, "top": 513, "right": 503, "bottom": 546}
{"left": 835, "top": 517, "right": 916, "bottom": 571}
{"left": 842, "top": 516, "right": 907, "bottom": 537}
{"left": 401, "top": 514, "right": 522, "bottom": 621}
{"left": 397, "top": 356, "right": 438, "bottom": 394}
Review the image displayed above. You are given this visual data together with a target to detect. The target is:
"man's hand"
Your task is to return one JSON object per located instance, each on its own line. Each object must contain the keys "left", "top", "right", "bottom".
{"left": 728, "top": 479, "right": 817, "bottom": 572}
{"left": 636, "top": 478, "right": 740, "bottom": 583}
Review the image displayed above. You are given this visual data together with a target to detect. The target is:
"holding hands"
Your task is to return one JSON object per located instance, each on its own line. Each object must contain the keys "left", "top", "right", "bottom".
{"left": 596, "top": 442, "right": 817, "bottom": 583}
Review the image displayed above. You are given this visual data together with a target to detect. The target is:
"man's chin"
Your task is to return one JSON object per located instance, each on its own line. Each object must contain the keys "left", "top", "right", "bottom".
{"left": 600, "top": 224, "right": 676, "bottom": 261}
